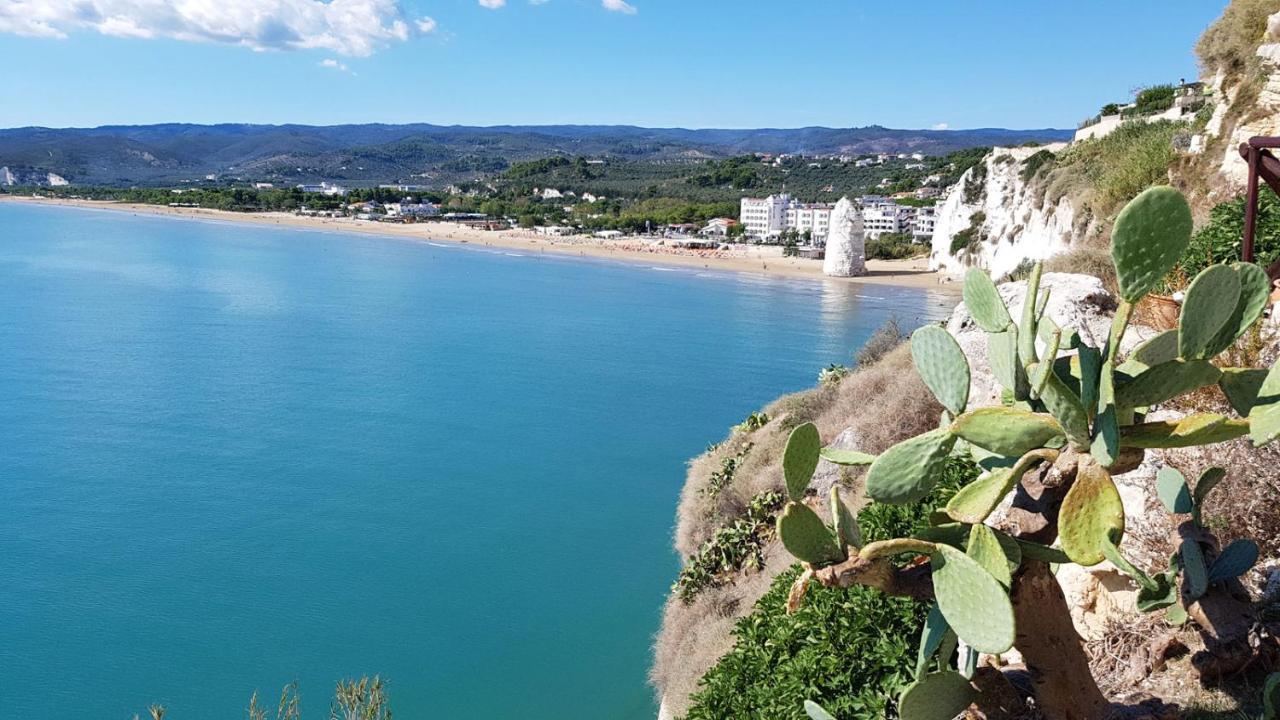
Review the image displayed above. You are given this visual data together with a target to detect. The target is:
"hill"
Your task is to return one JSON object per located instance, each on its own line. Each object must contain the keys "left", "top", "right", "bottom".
{"left": 0, "top": 123, "right": 1072, "bottom": 188}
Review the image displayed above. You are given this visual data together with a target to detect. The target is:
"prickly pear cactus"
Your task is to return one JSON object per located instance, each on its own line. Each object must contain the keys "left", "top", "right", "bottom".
{"left": 767, "top": 185, "right": 1280, "bottom": 719}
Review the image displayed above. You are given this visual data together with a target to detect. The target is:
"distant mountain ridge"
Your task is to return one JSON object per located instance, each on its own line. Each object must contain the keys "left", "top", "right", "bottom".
{"left": 0, "top": 122, "right": 1073, "bottom": 188}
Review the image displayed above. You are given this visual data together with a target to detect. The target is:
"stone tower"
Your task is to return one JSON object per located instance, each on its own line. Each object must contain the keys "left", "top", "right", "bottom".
{"left": 823, "top": 197, "right": 867, "bottom": 277}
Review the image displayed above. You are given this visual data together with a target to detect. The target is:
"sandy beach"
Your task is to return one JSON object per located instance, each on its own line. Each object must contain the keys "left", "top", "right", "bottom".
{"left": 1, "top": 195, "right": 955, "bottom": 290}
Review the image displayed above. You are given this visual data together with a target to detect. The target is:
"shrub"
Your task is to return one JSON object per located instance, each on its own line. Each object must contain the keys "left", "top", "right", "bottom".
{"left": 1127, "top": 85, "right": 1176, "bottom": 117}
{"left": 1052, "top": 119, "right": 1185, "bottom": 219}
{"left": 1177, "top": 192, "right": 1280, "bottom": 280}
{"left": 1044, "top": 245, "right": 1119, "bottom": 295}
{"left": 1020, "top": 149, "right": 1057, "bottom": 182}
{"left": 1197, "top": 0, "right": 1280, "bottom": 78}
{"left": 949, "top": 211, "right": 986, "bottom": 255}
{"left": 685, "top": 459, "right": 975, "bottom": 720}
{"left": 672, "top": 491, "right": 786, "bottom": 603}
{"left": 963, "top": 162, "right": 988, "bottom": 205}
{"left": 854, "top": 317, "right": 904, "bottom": 368}
{"left": 866, "top": 233, "right": 922, "bottom": 260}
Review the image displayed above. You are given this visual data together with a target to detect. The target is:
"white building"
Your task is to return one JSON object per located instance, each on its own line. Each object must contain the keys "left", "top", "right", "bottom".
{"left": 740, "top": 194, "right": 792, "bottom": 238}
{"left": 861, "top": 202, "right": 916, "bottom": 239}
{"left": 701, "top": 217, "right": 737, "bottom": 236}
{"left": 385, "top": 200, "right": 440, "bottom": 218}
{"left": 912, "top": 207, "right": 938, "bottom": 240}
{"left": 786, "top": 203, "right": 834, "bottom": 241}
{"left": 297, "top": 182, "right": 348, "bottom": 196}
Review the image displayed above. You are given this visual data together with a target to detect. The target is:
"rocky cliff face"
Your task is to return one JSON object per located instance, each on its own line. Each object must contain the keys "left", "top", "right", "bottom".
{"left": 928, "top": 144, "right": 1079, "bottom": 279}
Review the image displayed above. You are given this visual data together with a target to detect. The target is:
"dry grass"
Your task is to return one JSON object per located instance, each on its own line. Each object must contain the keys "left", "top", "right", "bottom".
{"left": 1044, "top": 246, "right": 1119, "bottom": 296}
{"left": 1197, "top": 0, "right": 1280, "bottom": 80}
{"left": 656, "top": 341, "right": 944, "bottom": 714}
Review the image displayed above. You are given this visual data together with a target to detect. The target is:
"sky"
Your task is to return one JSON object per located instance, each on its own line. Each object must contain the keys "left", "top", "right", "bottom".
{"left": 0, "top": 0, "right": 1230, "bottom": 131}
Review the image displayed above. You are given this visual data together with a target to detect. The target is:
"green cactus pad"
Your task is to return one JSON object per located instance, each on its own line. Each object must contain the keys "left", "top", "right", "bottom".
{"left": 1192, "top": 467, "right": 1227, "bottom": 524}
{"left": 803, "top": 700, "right": 837, "bottom": 720}
{"left": 930, "top": 544, "right": 1016, "bottom": 654}
{"left": 1205, "top": 262, "right": 1271, "bottom": 357}
{"left": 967, "top": 524, "right": 1013, "bottom": 588}
{"left": 1037, "top": 368, "right": 1092, "bottom": 448}
{"left": 859, "top": 538, "right": 937, "bottom": 560}
{"left": 1015, "top": 538, "right": 1073, "bottom": 564}
{"left": 1219, "top": 368, "right": 1270, "bottom": 416}
{"left": 1115, "top": 360, "right": 1223, "bottom": 409}
{"left": 1136, "top": 572, "right": 1178, "bottom": 612}
{"left": 1248, "top": 362, "right": 1280, "bottom": 447}
{"left": 1029, "top": 329, "right": 1063, "bottom": 397}
{"left": 783, "top": 422, "right": 822, "bottom": 501}
{"left": 819, "top": 447, "right": 876, "bottom": 465}
{"left": 1156, "top": 467, "right": 1193, "bottom": 514}
{"left": 1018, "top": 263, "right": 1044, "bottom": 368}
{"left": 1179, "top": 265, "right": 1242, "bottom": 360}
{"left": 986, "top": 327, "right": 1026, "bottom": 397}
{"left": 1059, "top": 457, "right": 1125, "bottom": 566}
{"left": 1078, "top": 345, "right": 1103, "bottom": 419}
{"left": 777, "top": 501, "right": 845, "bottom": 567}
{"left": 946, "top": 449, "right": 1054, "bottom": 524}
{"left": 865, "top": 428, "right": 956, "bottom": 504}
{"left": 830, "top": 486, "right": 862, "bottom": 549}
{"left": 1101, "top": 535, "right": 1159, "bottom": 592}
{"left": 1124, "top": 329, "right": 1180, "bottom": 374}
{"left": 1208, "top": 539, "right": 1259, "bottom": 584}
{"left": 951, "top": 407, "right": 1065, "bottom": 456}
{"left": 1121, "top": 415, "right": 1250, "bottom": 448}
{"left": 1039, "top": 315, "right": 1080, "bottom": 350}
{"left": 1110, "top": 186, "right": 1193, "bottom": 303}
{"left": 964, "top": 268, "right": 1013, "bottom": 332}
{"left": 898, "top": 670, "right": 976, "bottom": 720}
{"left": 1092, "top": 340, "right": 1121, "bottom": 467}
{"left": 1181, "top": 538, "right": 1208, "bottom": 600}
{"left": 916, "top": 605, "right": 952, "bottom": 677}
{"left": 911, "top": 324, "right": 971, "bottom": 416}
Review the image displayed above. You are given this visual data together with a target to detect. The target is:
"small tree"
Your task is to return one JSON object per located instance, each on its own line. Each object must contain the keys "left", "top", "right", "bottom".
{"left": 776, "top": 186, "right": 1280, "bottom": 719}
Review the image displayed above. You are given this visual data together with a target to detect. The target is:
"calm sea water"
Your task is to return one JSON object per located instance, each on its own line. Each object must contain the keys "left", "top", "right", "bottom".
{"left": 0, "top": 203, "right": 953, "bottom": 719}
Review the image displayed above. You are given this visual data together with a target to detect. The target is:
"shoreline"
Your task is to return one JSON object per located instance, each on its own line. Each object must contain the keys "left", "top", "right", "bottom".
{"left": 0, "top": 195, "right": 957, "bottom": 291}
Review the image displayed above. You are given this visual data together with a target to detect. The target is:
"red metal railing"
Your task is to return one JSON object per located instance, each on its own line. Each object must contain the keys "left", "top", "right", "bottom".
{"left": 1238, "top": 137, "right": 1280, "bottom": 281}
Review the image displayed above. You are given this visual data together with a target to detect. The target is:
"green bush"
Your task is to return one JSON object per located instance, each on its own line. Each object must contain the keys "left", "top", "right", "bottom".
{"left": 1054, "top": 119, "right": 1185, "bottom": 217}
{"left": 673, "top": 491, "right": 786, "bottom": 603}
{"left": 950, "top": 211, "right": 986, "bottom": 255}
{"left": 1126, "top": 85, "right": 1176, "bottom": 117}
{"left": 1177, "top": 192, "right": 1280, "bottom": 281}
{"left": 1020, "top": 149, "right": 1056, "bottom": 182}
{"left": 685, "top": 458, "right": 976, "bottom": 720}
{"left": 866, "top": 233, "right": 922, "bottom": 260}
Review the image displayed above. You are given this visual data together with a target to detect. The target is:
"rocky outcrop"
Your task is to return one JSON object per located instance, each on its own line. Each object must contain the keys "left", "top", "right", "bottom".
{"left": 929, "top": 144, "right": 1079, "bottom": 280}
{"left": 823, "top": 197, "right": 866, "bottom": 277}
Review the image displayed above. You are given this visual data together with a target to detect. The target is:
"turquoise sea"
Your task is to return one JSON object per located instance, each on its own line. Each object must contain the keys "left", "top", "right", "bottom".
{"left": 0, "top": 203, "right": 953, "bottom": 719}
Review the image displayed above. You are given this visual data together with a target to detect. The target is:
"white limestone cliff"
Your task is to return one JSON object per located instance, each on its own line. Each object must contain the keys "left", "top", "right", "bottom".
{"left": 822, "top": 197, "right": 866, "bottom": 277}
{"left": 929, "top": 144, "right": 1079, "bottom": 280}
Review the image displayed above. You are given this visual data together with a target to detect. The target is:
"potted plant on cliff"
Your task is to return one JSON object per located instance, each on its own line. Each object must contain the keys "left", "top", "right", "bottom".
{"left": 775, "top": 186, "right": 1280, "bottom": 719}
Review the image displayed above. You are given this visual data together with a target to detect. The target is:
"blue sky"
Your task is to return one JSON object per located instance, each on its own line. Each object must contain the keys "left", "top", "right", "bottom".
{"left": 0, "top": 0, "right": 1228, "bottom": 130}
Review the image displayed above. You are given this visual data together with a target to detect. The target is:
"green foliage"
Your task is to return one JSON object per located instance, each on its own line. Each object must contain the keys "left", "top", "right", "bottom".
{"left": 866, "top": 233, "right": 923, "bottom": 260}
{"left": 673, "top": 491, "right": 786, "bottom": 602}
{"left": 1127, "top": 85, "right": 1177, "bottom": 116}
{"left": 1053, "top": 119, "right": 1187, "bottom": 219}
{"left": 738, "top": 412, "right": 771, "bottom": 432}
{"left": 1180, "top": 193, "right": 1280, "bottom": 280}
{"left": 686, "top": 461, "right": 975, "bottom": 720}
{"left": 963, "top": 163, "right": 988, "bottom": 205}
{"left": 1020, "top": 149, "right": 1057, "bottom": 182}
{"left": 701, "top": 442, "right": 754, "bottom": 498}
{"left": 855, "top": 317, "right": 905, "bottom": 367}
{"left": 949, "top": 211, "right": 986, "bottom": 255}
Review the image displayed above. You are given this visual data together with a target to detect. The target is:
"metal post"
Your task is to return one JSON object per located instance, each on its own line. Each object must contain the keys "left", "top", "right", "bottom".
{"left": 1244, "top": 146, "right": 1261, "bottom": 264}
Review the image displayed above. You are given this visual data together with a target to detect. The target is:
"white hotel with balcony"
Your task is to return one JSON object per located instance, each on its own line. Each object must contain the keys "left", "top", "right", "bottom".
{"left": 741, "top": 193, "right": 936, "bottom": 243}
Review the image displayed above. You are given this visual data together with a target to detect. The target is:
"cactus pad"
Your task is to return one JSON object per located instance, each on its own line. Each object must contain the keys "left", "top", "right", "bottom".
{"left": 803, "top": 700, "right": 837, "bottom": 720}
{"left": 1101, "top": 535, "right": 1159, "bottom": 592}
{"left": 1179, "top": 265, "right": 1242, "bottom": 360}
{"left": 916, "top": 605, "right": 952, "bottom": 676}
{"left": 1263, "top": 671, "right": 1279, "bottom": 720}
{"left": 778, "top": 502, "right": 845, "bottom": 567}
{"left": 1206, "top": 262, "right": 1271, "bottom": 357}
{"left": 859, "top": 538, "right": 937, "bottom": 560}
{"left": 1208, "top": 539, "right": 1259, "bottom": 584}
{"left": 1110, "top": 186, "right": 1193, "bottom": 303}
{"left": 1037, "top": 368, "right": 1092, "bottom": 448}
{"left": 1192, "top": 467, "right": 1227, "bottom": 523}
{"left": 911, "top": 324, "right": 971, "bottom": 416}
{"left": 946, "top": 449, "right": 1053, "bottom": 523}
{"left": 898, "top": 670, "right": 976, "bottom": 720}
{"left": 865, "top": 428, "right": 956, "bottom": 504}
{"left": 1059, "top": 456, "right": 1125, "bottom": 566}
{"left": 1121, "top": 415, "right": 1250, "bottom": 448}
{"left": 930, "top": 544, "right": 1016, "bottom": 654}
{"left": 986, "top": 327, "right": 1025, "bottom": 396}
{"left": 967, "top": 524, "right": 1012, "bottom": 588}
{"left": 1115, "top": 360, "right": 1222, "bottom": 409}
{"left": 1156, "top": 467, "right": 1193, "bottom": 514}
{"left": 1181, "top": 538, "right": 1208, "bottom": 600}
{"left": 1219, "top": 368, "right": 1270, "bottom": 416}
{"left": 963, "top": 268, "right": 1013, "bottom": 332}
{"left": 783, "top": 422, "right": 822, "bottom": 501}
{"left": 830, "top": 486, "right": 862, "bottom": 549}
{"left": 1248, "top": 362, "right": 1280, "bottom": 447}
{"left": 951, "top": 407, "right": 1065, "bottom": 456}
{"left": 819, "top": 447, "right": 876, "bottom": 466}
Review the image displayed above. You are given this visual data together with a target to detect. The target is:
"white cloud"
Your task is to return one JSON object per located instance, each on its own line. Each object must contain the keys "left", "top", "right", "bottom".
{"left": 416, "top": 16, "right": 438, "bottom": 33}
{"left": 931, "top": 123, "right": 950, "bottom": 130}
{"left": 478, "top": 0, "right": 506, "bottom": 8}
{"left": 0, "top": 0, "right": 429, "bottom": 56}
{"left": 601, "top": 0, "right": 637, "bottom": 14}
{"left": 319, "top": 57, "right": 352, "bottom": 73}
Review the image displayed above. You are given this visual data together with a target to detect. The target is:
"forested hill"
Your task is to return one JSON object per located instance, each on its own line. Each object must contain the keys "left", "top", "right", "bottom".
{"left": 0, "top": 123, "right": 1071, "bottom": 188}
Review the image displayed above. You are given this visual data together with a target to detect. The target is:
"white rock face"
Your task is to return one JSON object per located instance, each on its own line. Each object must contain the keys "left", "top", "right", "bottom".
{"left": 930, "top": 145, "right": 1079, "bottom": 280}
{"left": 46, "top": 173, "right": 68, "bottom": 187}
{"left": 0, "top": 166, "right": 14, "bottom": 186}
{"left": 823, "top": 197, "right": 866, "bottom": 277}
{"left": 1208, "top": 11, "right": 1280, "bottom": 192}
